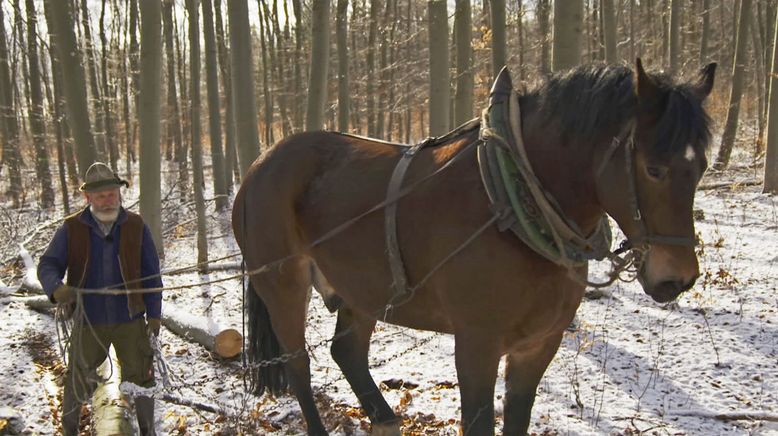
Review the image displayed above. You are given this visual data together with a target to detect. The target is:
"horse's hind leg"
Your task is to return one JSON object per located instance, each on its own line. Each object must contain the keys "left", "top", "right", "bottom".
{"left": 253, "top": 258, "right": 328, "bottom": 435}
{"left": 502, "top": 333, "right": 562, "bottom": 435}
{"left": 330, "top": 307, "right": 401, "bottom": 435}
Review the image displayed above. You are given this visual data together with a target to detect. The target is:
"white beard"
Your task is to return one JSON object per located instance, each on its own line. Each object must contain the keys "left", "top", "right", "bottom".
{"left": 91, "top": 205, "right": 119, "bottom": 224}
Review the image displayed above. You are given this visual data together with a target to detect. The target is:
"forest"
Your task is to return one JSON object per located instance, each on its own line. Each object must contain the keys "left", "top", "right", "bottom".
{"left": 0, "top": 0, "right": 776, "bottom": 434}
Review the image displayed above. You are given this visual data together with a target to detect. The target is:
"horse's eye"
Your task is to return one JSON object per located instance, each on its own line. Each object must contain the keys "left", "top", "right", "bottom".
{"left": 645, "top": 165, "right": 669, "bottom": 181}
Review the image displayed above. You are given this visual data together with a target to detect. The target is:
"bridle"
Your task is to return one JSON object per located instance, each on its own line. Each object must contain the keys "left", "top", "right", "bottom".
{"left": 597, "top": 122, "right": 699, "bottom": 256}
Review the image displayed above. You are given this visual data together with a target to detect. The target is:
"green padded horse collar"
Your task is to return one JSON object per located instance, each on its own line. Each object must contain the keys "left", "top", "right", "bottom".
{"left": 477, "top": 67, "right": 612, "bottom": 268}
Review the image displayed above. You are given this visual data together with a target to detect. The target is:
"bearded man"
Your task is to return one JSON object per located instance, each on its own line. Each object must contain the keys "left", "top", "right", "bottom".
{"left": 37, "top": 162, "right": 163, "bottom": 435}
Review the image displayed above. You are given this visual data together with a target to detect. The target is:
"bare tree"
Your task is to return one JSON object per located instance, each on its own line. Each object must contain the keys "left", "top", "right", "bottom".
{"left": 490, "top": 0, "right": 506, "bottom": 77}
{"left": 138, "top": 0, "right": 164, "bottom": 256}
{"left": 700, "top": 0, "right": 712, "bottom": 64}
{"left": 715, "top": 0, "right": 752, "bottom": 170}
{"left": 305, "top": 0, "right": 331, "bottom": 131}
{"left": 25, "top": 0, "right": 55, "bottom": 208}
{"left": 602, "top": 0, "right": 618, "bottom": 63}
{"left": 0, "top": 2, "right": 22, "bottom": 207}
{"left": 765, "top": 3, "right": 778, "bottom": 193}
{"left": 44, "top": 0, "right": 97, "bottom": 176}
{"left": 537, "top": 0, "right": 551, "bottom": 75}
{"left": 228, "top": 0, "right": 261, "bottom": 177}
{"left": 553, "top": 0, "right": 583, "bottom": 72}
{"left": 202, "top": 0, "right": 228, "bottom": 210}
{"left": 214, "top": 0, "right": 237, "bottom": 189}
{"left": 454, "top": 0, "right": 473, "bottom": 125}
{"left": 336, "top": 0, "right": 350, "bottom": 132}
{"left": 186, "top": 0, "right": 209, "bottom": 267}
{"left": 428, "top": 0, "right": 449, "bottom": 136}
{"left": 669, "top": 0, "right": 681, "bottom": 74}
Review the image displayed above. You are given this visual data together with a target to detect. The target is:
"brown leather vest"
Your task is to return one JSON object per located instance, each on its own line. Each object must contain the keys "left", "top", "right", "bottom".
{"left": 64, "top": 208, "right": 146, "bottom": 317}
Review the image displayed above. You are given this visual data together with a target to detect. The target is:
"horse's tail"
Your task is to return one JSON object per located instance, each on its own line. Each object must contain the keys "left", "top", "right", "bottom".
{"left": 246, "top": 280, "right": 288, "bottom": 396}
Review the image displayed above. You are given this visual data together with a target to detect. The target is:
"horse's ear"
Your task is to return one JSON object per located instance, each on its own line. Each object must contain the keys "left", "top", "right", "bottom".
{"left": 694, "top": 62, "right": 717, "bottom": 100}
{"left": 634, "top": 58, "right": 659, "bottom": 107}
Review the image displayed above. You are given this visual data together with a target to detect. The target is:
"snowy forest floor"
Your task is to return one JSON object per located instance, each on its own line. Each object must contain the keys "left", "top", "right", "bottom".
{"left": 0, "top": 146, "right": 776, "bottom": 435}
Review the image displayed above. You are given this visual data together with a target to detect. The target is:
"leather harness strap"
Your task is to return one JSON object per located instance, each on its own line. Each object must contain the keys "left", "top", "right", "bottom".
{"left": 384, "top": 142, "right": 424, "bottom": 298}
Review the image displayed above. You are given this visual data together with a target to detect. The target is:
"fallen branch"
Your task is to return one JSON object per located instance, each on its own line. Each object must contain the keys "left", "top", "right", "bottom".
{"left": 162, "top": 261, "right": 242, "bottom": 276}
{"left": 16, "top": 295, "right": 53, "bottom": 312}
{"left": 698, "top": 180, "right": 762, "bottom": 191}
{"left": 159, "top": 393, "right": 232, "bottom": 416}
{"left": 672, "top": 410, "right": 778, "bottom": 422}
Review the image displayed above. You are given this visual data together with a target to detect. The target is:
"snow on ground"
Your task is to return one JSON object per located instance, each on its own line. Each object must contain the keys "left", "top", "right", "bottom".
{"left": 1, "top": 157, "right": 776, "bottom": 435}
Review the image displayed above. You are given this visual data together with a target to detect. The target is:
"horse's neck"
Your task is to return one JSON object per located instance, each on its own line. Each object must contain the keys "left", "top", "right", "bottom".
{"left": 521, "top": 113, "right": 610, "bottom": 236}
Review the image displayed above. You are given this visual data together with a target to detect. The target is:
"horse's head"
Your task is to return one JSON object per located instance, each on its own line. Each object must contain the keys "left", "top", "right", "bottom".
{"left": 596, "top": 59, "right": 716, "bottom": 303}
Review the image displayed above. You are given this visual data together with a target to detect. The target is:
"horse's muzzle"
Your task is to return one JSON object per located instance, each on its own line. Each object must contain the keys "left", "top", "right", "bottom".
{"left": 640, "top": 275, "right": 697, "bottom": 303}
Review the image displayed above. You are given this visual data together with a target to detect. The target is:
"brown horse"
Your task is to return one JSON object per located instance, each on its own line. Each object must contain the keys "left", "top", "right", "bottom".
{"left": 232, "top": 59, "right": 716, "bottom": 435}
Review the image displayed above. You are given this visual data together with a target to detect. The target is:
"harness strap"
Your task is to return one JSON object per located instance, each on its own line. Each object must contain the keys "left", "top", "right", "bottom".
{"left": 384, "top": 142, "right": 424, "bottom": 298}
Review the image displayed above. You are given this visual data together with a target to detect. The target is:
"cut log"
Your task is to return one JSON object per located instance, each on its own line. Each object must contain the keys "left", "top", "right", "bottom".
{"left": 92, "top": 350, "right": 133, "bottom": 435}
{"left": 161, "top": 306, "right": 242, "bottom": 358}
{"left": 16, "top": 296, "right": 132, "bottom": 434}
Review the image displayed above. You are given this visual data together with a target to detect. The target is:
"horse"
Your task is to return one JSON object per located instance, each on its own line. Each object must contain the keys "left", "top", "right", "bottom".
{"left": 232, "top": 59, "right": 716, "bottom": 435}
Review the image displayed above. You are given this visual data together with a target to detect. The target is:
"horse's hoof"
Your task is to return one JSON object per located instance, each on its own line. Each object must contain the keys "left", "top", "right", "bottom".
{"left": 370, "top": 421, "right": 402, "bottom": 436}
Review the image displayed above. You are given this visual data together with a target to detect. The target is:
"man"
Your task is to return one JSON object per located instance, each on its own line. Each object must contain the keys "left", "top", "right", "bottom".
{"left": 38, "top": 162, "right": 163, "bottom": 435}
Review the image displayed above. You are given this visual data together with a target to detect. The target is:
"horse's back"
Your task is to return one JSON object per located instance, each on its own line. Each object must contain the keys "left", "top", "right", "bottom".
{"left": 232, "top": 131, "right": 402, "bottom": 257}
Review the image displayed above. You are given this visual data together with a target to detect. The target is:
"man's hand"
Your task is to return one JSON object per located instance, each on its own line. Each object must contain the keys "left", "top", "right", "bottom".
{"left": 53, "top": 285, "right": 76, "bottom": 304}
{"left": 146, "top": 318, "right": 161, "bottom": 336}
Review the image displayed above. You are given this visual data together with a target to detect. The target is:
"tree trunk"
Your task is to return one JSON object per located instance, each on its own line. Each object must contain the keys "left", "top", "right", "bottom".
{"left": 764, "top": 5, "right": 778, "bottom": 193}
{"left": 305, "top": 0, "right": 331, "bottom": 132}
{"left": 228, "top": 0, "right": 261, "bottom": 178}
{"left": 367, "top": 0, "right": 378, "bottom": 136}
{"left": 336, "top": 0, "right": 349, "bottom": 132}
{"left": 538, "top": 0, "right": 551, "bottom": 75}
{"left": 257, "top": 1, "right": 274, "bottom": 149}
{"left": 700, "top": 0, "right": 712, "bottom": 63}
{"left": 517, "top": 0, "right": 525, "bottom": 80}
{"left": 668, "top": 0, "right": 681, "bottom": 74}
{"left": 25, "top": 0, "right": 55, "bottom": 209}
{"left": 99, "top": 0, "right": 118, "bottom": 171}
{"left": 214, "top": 0, "right": 237, "bottom": 189}
{"left": 602, "top": 0, "right": 618, "bottom": 63}
{"left": 44, "top": 0, "right": 97, "bottom": 177}
{"left": 715, "top": 0, "right": 752, "bottom": 170}
{"left": 139, "top": 0, "right": 164, "bottom": 258}
{"left": 129, "top": 0, "right": 140, "bottom": 169}
{"left": 78, "top": 0, "right": 108, "bottom": 162}
{"left": 428, "top": 0, "right": 449, "bottom": 136}
{"left": 292, "top": 0, "right": 304, "bottom": 133}
{"left": 0, "top": 4, "right": 23, "bottom": 207}
{"left": 752, "top": 6, "right": 766, "bottom": 155}
{"left": 202, "top": 0, "right": 228, "bottom": 210}
{"left": 552, "top": 0, "right": 583, "bottom": 72}
{"left": 490, "top": 0, "right": 506, "bottom": 77}
{"left": 186, "top": 0, "right": 209, "bottom": 269}
{"left": 454, "top": 0, "right": 473, "bottom": 125}
{"left": 44, "top": 9, "right": 71, "bottom": 212}
{"left": 162, "top": 0, "right": 185, "bottom": 195}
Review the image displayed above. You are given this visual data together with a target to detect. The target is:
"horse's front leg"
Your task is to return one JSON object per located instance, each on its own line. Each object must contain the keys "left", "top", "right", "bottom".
{"left": 502, "top": 333, "right": 563, "bottom": 435}
{"left": 455, "top": 331, "right": 502, "bottom": 436}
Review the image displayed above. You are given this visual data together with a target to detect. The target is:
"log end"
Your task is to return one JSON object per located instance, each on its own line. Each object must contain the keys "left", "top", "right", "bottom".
{"left": 214, "top": 328, "right": 242, "bottom": 359}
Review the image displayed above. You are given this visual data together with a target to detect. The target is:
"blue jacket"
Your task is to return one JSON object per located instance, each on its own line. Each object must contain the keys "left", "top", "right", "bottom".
{"left": 37, "top": 207, "right": 163, "bottom": 325}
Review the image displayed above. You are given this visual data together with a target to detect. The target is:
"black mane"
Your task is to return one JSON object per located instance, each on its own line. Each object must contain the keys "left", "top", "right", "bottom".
{"left": 524, "top": 63, "right": 711, "bottom": 153}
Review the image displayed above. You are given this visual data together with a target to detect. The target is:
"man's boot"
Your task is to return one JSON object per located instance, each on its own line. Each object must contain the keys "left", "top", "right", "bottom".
{"left": 60, "top": 386, "right": 81, "bottom": 436}
{"left": 135, "top": 396, "right": 156, "bottom": 435}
